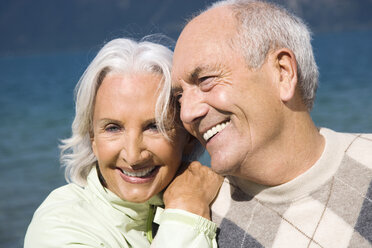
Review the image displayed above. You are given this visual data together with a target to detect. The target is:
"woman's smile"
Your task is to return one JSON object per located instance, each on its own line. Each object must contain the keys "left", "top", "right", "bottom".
{"left": 117, "top": 166, "right": 159, "bottom": 184}
{"left": 91, "top": 73, "right": 189, "bottom": 203}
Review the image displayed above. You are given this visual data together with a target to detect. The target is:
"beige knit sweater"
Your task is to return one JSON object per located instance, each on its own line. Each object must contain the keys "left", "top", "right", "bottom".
{"left": 212, "top": 128, "right": 372, "bottom": 248}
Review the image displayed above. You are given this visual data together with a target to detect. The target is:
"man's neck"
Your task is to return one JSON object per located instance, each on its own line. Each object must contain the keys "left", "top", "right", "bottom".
{"left": 235, "top": 112, "right": 325, "bottom": 186}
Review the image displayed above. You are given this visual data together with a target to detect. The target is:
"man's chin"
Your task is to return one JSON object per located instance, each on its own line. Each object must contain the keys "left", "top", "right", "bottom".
{"left": 210, "top": 160, "right": 239, "bottom": 176}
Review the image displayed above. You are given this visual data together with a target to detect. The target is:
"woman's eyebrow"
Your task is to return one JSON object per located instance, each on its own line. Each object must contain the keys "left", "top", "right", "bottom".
{"left": 96, "top": 118, "right": 120, "bottom": 126}
{"left": 143, "top": 118, "right": 157, "bottom": 126}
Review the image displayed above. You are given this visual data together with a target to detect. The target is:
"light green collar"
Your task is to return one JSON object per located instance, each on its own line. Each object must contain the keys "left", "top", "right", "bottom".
{"left": 86, "top": 167, "right": 163, "bottom": 234}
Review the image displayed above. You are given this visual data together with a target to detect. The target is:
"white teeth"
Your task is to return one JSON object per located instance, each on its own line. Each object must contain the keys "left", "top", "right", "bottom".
{"left": 121, "top": 167, "right": 155, "bottom": 177}
{"left": 203, "top": 121, "right": 230, "bottom": 141}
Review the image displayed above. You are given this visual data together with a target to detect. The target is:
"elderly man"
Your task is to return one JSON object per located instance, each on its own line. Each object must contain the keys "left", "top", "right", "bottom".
{"left": 158, "top": 0, "right": 372, "bottom": 247}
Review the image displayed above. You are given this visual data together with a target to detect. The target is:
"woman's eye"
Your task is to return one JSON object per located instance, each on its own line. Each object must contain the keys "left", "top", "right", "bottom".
{"left": 146, "top": 123, "right": 160, "bottom": 133}
{"left": 105, "top": 124, "right": 121, "bottom": 133}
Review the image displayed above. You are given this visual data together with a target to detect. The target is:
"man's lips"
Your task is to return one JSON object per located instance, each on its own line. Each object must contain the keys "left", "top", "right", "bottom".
{"left": 202, "top": 120, "right": 231, "bottom": 142}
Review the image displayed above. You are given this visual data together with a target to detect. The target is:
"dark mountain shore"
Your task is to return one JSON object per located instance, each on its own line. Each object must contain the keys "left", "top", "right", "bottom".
{"left": 1, "top": 0, "right": 372, "bottom": 56}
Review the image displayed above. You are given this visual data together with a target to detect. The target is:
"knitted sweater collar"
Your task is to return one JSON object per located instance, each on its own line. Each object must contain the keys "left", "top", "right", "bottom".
{"left": 230, "top": 128, "right": 355, "bottom": 203}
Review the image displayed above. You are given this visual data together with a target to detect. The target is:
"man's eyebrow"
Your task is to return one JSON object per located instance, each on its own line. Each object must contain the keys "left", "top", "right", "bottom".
{"left": 172, "top": 64, "right": 220, "bottom": 90}
{"left": 189, "top": 66, "right": 203, "bottom": 83}
{"left": 187, "top": 64, "right": 218, "bottom": 83}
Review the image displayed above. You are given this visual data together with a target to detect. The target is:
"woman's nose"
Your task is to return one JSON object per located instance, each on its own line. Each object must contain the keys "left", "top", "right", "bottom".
{"left": 120, "top": 132, "right": 150, "bottom": 166}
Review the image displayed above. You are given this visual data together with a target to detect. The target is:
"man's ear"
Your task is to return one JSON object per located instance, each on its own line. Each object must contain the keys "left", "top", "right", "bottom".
{"left": 273, "top": 48, "right": 298, "bottom": 102}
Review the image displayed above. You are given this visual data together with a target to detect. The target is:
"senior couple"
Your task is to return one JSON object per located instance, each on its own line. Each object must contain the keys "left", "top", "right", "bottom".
{"left": 25, "top": 0, "right": 372, "bottom": 247}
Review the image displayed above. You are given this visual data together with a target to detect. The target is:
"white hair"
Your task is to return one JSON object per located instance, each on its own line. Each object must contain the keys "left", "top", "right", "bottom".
{"left": 60, "top": 37, "right": 201, "bottom": 186}
{"left": 208, "top": 0, "right": 319, "bottom": 110}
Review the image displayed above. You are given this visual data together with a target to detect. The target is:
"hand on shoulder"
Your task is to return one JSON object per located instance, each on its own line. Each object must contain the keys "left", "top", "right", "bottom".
{"left": 163, "top": 161, "right": 223, "bottom": 220}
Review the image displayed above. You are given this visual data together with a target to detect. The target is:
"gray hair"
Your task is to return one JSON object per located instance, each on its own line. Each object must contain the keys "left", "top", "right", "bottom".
{"left": 208, "top": 0, "right": 319, "bottom": 110}
{"left": 60, "top": 37, "right": 201, "bottom": 186}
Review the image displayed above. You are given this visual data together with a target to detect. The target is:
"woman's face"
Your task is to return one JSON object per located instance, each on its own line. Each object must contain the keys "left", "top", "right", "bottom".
{"left": 91, "top": 73, "right": 189, "bottom": 203}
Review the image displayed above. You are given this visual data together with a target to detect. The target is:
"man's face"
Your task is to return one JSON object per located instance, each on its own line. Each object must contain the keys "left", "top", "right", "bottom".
{"left": 172, "top": 7, "right": 284, "bottom": 180}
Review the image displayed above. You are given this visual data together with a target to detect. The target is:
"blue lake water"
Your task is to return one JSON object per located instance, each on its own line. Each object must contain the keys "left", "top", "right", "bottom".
{"left": 1, "top": 30, "right": 372, "bottom": 247}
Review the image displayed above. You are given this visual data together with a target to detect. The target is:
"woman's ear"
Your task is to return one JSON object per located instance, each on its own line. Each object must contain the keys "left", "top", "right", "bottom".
{"left": 90, "top": 132, "right": 97, "bottom": 157}
{"left": 273, "top": 48, "right": 298, "bottom": 102}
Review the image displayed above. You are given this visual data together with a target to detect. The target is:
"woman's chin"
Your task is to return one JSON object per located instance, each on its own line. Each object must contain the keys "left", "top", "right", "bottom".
{"left": 120, "top": 192, "right": 155, "bottom": 203}
{"left": 114, "top": 182, "right": 161, "bottom": 203}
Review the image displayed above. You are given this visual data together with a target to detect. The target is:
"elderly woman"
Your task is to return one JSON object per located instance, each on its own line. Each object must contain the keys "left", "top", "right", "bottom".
{"left": 24, "top": 38, "right": 219, "bottom": 247}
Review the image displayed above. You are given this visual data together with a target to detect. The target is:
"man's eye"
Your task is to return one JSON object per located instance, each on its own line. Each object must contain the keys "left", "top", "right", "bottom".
{"left": 105, "top": 124, "right": 121, "bottom": 132}
{"left": 199, "top": 76, "right": 216, "bottom": 91}
{"left": 199, "top": 76, "right": 213, "bottom": 82}
{"left": 174, "top": 92, "right": 183, "bottom": 103}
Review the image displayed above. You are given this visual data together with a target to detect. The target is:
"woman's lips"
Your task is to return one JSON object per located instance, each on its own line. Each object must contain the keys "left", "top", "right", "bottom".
{"left": 117, "top": 166, "right": 159, "bottom": 184}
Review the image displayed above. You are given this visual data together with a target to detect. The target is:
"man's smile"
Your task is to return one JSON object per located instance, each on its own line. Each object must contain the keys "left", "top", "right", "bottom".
{"left": 202, "top": 120, "right": 231, "bottom": 142}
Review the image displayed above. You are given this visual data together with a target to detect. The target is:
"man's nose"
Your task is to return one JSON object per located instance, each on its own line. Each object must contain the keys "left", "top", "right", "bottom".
{"left": 180, "top": 88, "right": 208, "bottom": 125}
{"left": 120, "top": 132, "right": 150, "bottom": 166}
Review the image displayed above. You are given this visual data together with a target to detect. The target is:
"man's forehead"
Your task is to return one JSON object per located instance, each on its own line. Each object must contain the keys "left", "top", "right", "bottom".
{"left": 184, "top": 6, "right": 235, "bottom": 35}
{"left": 173, "top": 33, "right": 230, "bottom": 81}
{"left": 175, "top": 8, "right": 235, "bottom": 49}
{"left": 173, "top": 7, "right": 236, "bottom": 69}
